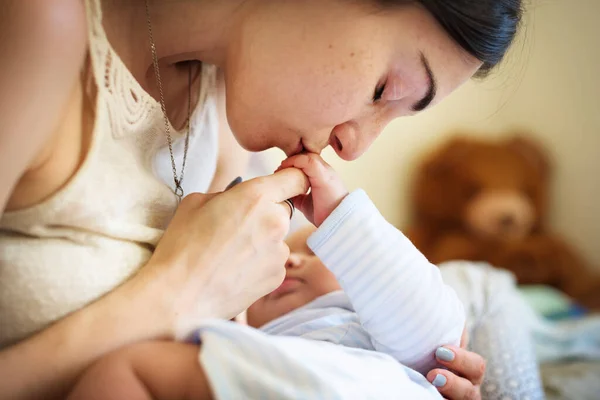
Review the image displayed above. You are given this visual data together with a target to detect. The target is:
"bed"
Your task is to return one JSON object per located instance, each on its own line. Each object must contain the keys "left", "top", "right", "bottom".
{"left": 439, "top": 261, "right": 600, "bottom": 400}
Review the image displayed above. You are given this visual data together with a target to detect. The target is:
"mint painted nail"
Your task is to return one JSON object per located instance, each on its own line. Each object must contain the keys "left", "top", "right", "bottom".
{"left": 432, "top": 374, "right": 447, "bottom": 388}
{"left": 436, "top": 347, "right": 455, "bottom": 362}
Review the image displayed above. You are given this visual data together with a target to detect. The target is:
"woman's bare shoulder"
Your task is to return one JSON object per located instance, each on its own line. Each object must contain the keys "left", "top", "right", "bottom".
{"left": 0, "top": 0, "right": 88, "bottom": 213}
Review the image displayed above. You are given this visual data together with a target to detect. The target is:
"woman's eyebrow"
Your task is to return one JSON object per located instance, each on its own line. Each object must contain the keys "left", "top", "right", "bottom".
{"left": 411, "top": 52, "right": 437, "bottom": 112}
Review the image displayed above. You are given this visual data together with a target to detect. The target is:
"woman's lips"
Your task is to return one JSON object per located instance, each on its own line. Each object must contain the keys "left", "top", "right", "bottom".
{"left": 286, "top": 140, "right": 304, "bottom": 157}
{"left": 270, "top": 277, "right": 302, "bottom": 299}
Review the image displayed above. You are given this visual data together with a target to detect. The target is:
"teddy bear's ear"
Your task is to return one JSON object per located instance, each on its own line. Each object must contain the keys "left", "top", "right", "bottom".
{"left": 506, "top": 135, "right": 552, "bottom": 179}
{"left": 424, "top": 136, "right": 473, "bottom": 174}
{"left": 412, "top": 136, "right": 473, "bottom": 222}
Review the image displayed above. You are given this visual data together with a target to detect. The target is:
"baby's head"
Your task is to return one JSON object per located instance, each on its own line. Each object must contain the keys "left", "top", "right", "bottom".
{"left": 246, "top": 225, "right": 342, "bottom": 328}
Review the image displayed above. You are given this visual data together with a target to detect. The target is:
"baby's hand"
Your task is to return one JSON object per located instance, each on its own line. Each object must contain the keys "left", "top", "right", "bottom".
{"left": 278, "top": 153, "right": 349, "bottom": 227}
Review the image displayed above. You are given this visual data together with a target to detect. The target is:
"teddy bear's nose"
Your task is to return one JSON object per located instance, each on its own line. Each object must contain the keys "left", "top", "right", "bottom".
{"left": 499, "top": 214, "right": 516, "bottom": 229}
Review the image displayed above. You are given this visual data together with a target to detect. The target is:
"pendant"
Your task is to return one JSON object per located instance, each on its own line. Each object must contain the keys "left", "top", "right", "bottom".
{"left": 174, "top": 185, "right": 184, "bottom": 203}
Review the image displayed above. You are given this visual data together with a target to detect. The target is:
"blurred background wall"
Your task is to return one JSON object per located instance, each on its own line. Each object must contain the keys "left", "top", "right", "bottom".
{"left": 262, "top": 0, "right": 600, "bottom": 268}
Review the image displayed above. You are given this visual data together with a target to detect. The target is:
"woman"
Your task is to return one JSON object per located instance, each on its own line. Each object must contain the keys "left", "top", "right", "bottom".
{"left": 0, "top": 0, "right": 522, "bottom": 399}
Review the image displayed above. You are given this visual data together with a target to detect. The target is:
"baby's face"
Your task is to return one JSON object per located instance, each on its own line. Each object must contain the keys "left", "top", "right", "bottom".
{"left": 246, "top": 226, "right": 342, "bottom": 328}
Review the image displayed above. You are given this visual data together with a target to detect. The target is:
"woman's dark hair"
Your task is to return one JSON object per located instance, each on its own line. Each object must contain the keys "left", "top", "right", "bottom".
{"left": 378, "top": 0, "right": 523, "bottom": 77}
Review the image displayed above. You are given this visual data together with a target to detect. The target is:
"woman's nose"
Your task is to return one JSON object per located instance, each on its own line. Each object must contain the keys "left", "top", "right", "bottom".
{"left": 285, "top": 253, "right": 303, "bottom": 269}
{"left": 330, "top": 119, "right": 386, "bottom": 161}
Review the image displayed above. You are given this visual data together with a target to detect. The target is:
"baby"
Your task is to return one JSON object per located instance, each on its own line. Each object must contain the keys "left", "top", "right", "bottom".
{"left": 246, "top": 222, "right": 464, "bottom": 376}
{"left": 69, "top": 153, "right": 465, "bottom": 400}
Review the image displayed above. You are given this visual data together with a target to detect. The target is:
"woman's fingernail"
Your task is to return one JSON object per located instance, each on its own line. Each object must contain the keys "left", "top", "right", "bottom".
{"left": 435, "top": 347, "right": 455, "bottom": 362}
{"left": 225, "top": 176, "right": 243, "bottom": 190}
{"left": 432, "top": 374, "right": 447, "bottom": 388}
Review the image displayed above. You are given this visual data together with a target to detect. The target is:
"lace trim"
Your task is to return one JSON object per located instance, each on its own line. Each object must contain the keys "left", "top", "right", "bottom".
{"left": 84, "top": 0, "right": 214, "bottom": 141}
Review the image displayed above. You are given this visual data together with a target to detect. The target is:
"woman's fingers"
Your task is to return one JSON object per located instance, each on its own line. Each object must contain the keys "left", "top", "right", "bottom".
{"left": 223, "top": 175, "right": 295, "bottom": 220}
{"left": 460, "top": 327, "right": 469, "bottom": 349}
{"left": 426, "top": 369, "right": 481, "bottom": 400}
{"left": 252, "top": 167, "right": 310, "bottom": 202}
{"left": 435, "top": 346, "right": 486, "bottom": 385}
{"left": 427, "top": 331, "right": 483, "bottom": 400}
{"left": 179, "top": 191, "right": 219, "bottom": 210}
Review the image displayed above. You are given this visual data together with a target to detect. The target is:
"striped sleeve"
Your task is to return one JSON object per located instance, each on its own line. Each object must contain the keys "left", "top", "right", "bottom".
{"left": 307, "top": 189, "right": 465, "bottom": 374}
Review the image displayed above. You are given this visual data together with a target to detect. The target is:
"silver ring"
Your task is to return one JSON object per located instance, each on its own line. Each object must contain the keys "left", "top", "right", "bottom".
{"left": 283, "top": 199, "right": 295, "bottom": 220}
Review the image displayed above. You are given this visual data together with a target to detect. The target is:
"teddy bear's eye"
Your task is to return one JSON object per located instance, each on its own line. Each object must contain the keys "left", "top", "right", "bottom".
{"left": 465, "top": 182, "right": 482, "bottom": 198}
{"left": 523, "top": 185, "right": 538, "bottom": 200}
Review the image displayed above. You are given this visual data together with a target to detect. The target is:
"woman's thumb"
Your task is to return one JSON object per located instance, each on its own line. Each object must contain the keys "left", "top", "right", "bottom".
{"left": 182, "top": 176, "right": 242, "bottom": 208}
{"left": 181, "top": 191, "right": 219, "bottom": 208}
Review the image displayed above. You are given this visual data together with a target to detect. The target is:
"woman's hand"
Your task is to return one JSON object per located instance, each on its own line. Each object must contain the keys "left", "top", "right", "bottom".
{"left": 277, "top": 153, "right": 349, "bottom": 226}
{"left": 426, "top": 329, "right": 486, "bottom": 400}
{"left": 138, "top": 168, "right": 309, "bottom": 339}
{"left": 0, "top": 168, "right": 309, "bottom": 400}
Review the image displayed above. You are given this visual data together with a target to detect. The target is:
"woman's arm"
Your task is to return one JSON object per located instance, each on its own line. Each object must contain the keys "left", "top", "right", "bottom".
{"left": 0, "top": 0, "right": 87, "bottom": 212}
{"left": 0, "top": 276, "right": 173, "bottom": 399}
{"left": 0, "top": 167, "right": 311, "bottom": 400}
{"left": 0, "top": 2, "right": 134, "bottom": 397}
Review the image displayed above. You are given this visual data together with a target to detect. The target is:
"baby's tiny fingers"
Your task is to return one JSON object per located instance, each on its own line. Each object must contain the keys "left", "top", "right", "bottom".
{"left": 280, "top": 153, "right": 312, "bottom": 170}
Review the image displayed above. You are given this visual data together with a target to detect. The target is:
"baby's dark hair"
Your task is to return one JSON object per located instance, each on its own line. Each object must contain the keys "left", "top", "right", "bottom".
{"left": 377, "top": 0, "right": 523, "bottom": 77}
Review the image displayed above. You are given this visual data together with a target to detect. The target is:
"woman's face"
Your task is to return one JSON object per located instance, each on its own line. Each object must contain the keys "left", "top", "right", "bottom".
{"left": 223, "top": 0, "right": 482, "bottom": 160}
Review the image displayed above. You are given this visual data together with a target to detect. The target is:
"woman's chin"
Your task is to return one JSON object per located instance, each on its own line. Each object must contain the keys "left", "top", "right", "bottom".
{"left": 236, "top": 135, "right": 291, "bottom": 155}
{"left": 228, "top": 128, "right": 268, "bottom": 151}
{"left": 231, "top": 133, "right": 269, "bottom": 152}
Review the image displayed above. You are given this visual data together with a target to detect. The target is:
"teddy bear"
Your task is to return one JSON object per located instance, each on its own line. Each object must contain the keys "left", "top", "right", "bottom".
{"left": 406, "top": 133, "right": 600, "bottom": 310}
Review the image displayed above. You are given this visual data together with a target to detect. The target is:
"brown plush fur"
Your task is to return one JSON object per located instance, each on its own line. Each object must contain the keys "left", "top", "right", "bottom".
{"left": 406, "top": 133, "right": 600, "bottom": 310}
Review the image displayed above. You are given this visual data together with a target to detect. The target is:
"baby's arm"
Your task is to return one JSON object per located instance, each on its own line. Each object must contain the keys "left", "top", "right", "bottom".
{"left": 309, "top": 189, "right": 465, "bottom": 374}
{"left": 281, "top": 154, "right": 465, "bottom": 374}
{"left": 68, "top": 341, "right": 213, "bottom": 400}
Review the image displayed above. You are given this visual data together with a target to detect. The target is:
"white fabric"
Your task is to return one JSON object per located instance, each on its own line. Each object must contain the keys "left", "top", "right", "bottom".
{"left": 531, "top": 314, "right": 600, "bottom": 363}
{"left": 243, "top": 152, "right": 545, "bottom": 399}
{"left": 198, "top": 319, "right": 441, "bottom": 400}
{"left": 243, "top": 152, "right": 547, "bottom": 399}
{"left": 0, "top": 0, "right": 219, "bottom": 348}
{"left": 199, "top": 262, "right": 548, "bottom": 400}
{"left": 281, "top": 189, "right": 464, "bottom": 374}
{"left": 198, "top": 228, "right": 547, "bottom": 399}
{"left": 197, "top": 189, "right": 464, "bottom": 399}
{"left": 438, "top": 261, "right": 545, "bottom": 400}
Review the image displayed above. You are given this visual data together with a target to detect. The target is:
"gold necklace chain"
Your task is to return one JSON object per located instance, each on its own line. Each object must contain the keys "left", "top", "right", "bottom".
{"left": 144, "top": 0, "right": 192, "bottom": 201}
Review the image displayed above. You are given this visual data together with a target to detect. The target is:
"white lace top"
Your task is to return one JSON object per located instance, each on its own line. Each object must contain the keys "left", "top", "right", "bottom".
{"left": 0, "top": 0, "right": 219, "bottom": 348}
